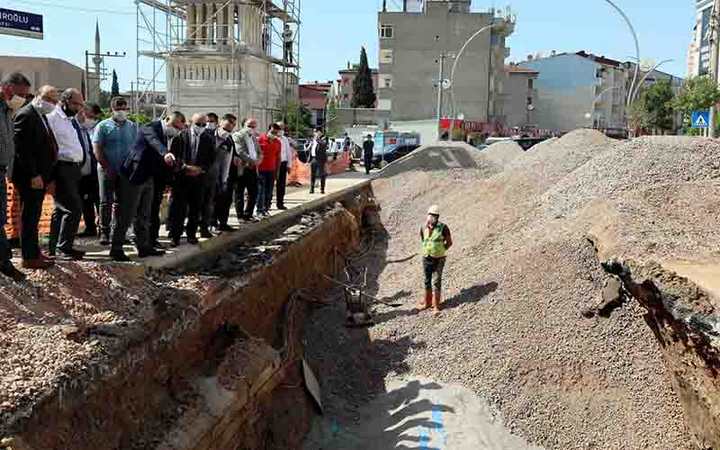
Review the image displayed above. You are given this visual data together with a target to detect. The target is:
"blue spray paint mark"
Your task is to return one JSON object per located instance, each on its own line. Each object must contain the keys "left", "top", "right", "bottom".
{"left": 432, "top": 405, "right": 449, "bottom": 447}
{"left": 419, "top": 428, "right": 431, "bottom": 450}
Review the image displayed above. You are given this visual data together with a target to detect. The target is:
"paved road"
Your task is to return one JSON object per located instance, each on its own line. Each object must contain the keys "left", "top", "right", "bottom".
{"left": 303, "top": 377, "right": 543, "bottom": 450}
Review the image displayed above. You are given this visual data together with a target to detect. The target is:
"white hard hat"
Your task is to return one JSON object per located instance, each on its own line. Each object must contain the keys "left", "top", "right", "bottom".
{"left": 428, "top": 205, "right": 440, "bottom": 216}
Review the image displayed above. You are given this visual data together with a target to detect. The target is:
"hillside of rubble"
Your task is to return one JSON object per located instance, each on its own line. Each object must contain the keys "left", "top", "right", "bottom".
{"left": 304, "top": 130, "right": 720, "bottom": 449}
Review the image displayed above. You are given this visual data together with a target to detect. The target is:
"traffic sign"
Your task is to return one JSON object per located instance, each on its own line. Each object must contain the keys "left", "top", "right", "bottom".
{"left": 692, "top": 110, "right": 710, "bottom": 129}
{"left": 0, "top": 8, "right": 43, "bottom": 40}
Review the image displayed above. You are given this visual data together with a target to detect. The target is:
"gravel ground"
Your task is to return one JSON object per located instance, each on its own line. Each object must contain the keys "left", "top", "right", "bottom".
{"left": 306, "top": 130, "right": 713, "bottom": 449}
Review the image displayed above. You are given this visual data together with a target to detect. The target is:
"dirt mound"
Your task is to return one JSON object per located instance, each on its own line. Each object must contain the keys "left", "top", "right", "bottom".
{"left": 379, "top": 141, "right": 499, "bottom": 179}
{"left": 362, "top": 131, "right": 704, "bottom": 449}
{"left": 483, "top": 139, "right": 524, "bottom": 168}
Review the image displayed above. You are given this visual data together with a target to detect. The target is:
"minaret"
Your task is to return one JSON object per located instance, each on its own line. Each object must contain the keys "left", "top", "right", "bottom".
{"left": 91, "top": 20, "right": 103, "bottom": 102}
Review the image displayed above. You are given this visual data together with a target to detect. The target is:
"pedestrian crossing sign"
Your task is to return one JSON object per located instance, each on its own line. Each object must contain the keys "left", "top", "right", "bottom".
{"left": 692, "top": 110, "right": 710, "bottom": 129}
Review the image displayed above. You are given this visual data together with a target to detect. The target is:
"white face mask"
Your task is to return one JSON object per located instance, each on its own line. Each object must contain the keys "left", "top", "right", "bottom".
{"left": 8, "top": 95, "right": 25, "bottom": 111}
{"left": 207, "top": 123, "right": 217, "bottom": 131}
{"left": 113, "top": 110, "right": 128, "bottom": 122}
{"left": 193, "top": 124, "right": 206, "bottom": 134}
{"left": 82, "top": 119, "right": 98, "bottom": 130}
{"left": 34, "top": 99, "right": 56, "bottom": 115}
{"left": 165, "top": 126, "right": 180, "bottom": 139}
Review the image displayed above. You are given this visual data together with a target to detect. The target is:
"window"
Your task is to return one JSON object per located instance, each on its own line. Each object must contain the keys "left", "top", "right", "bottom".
{"left": 527, "top": 78, "right": 533, "bottom": 90}
{"left": 380, "top": 24, "right": 394, "bottom": 39}
{"left": 380, "top": 49, "right": 394, "bottom": 64}
{"left": 380, "top": 74, "right": 393, "bottom": 89}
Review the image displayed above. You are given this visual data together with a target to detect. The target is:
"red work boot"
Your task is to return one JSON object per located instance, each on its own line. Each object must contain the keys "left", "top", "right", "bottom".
{"left": 418, "top": 289, "right": 432, "bottom": 311}
{"left": 432, "top": 290, "right": 442, "bottom": 313}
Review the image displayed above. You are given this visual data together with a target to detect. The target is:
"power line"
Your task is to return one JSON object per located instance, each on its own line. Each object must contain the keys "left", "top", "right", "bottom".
{"left": 5, "top": 0, "right": 135, "bottom": 16}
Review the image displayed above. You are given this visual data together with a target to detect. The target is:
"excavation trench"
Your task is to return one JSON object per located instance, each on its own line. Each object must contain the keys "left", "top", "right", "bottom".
{"left": 1, "top": 184, "right": 377, "bottom": 450}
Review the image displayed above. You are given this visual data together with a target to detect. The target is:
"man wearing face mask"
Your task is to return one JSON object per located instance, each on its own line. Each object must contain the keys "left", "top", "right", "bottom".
{"left": 111, "top": 111, "right": 183, "bottom": 261}
{"left": 12, "top": 85, "right": 58, "bottom": 271}
{"left": 305, "top": 127, "right": 328, "bottom": 194}
{"left": 419, "top": 205, "right": 453, "bottom": 313}
{"left": 93, "top": 97, "right": 138, "bottom": 248}
{"left": 76, "top": 103, "right": 102, "bottom": 238}
{"left": 167, "top": 113, "right": 215, "bottom": 246}
{"left": 149, "top": 112, "right": 186, "bottom": 249}
{"left": 198, "top": 111, "right": 221, "bottom": 237}
{"left": 232, "top": 118, "right": 262, "bottom": 222}
{"left": 0, "top": 72, "right": 32, "bottom": 279}
{"left": 275, "top": 123, "right": 296, "bottom": 211}
{"left": 45, "top": 88, "right": 87, "bottom": 260}
{"left": 212, "top": 113, "right": 238, "bottom": 232}
{"left": 256, "top": 123, "right": 281, "bottom": 217}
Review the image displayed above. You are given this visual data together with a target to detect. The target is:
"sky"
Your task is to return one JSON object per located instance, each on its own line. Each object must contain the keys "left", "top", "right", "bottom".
{"left": 0, "top": 0, "right": 696, "bottom": 92}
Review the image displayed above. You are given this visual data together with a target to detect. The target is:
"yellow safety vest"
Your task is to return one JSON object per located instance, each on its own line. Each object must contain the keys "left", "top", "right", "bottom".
{"left": 422, "top": 223, "right": 447, "bottom": 258}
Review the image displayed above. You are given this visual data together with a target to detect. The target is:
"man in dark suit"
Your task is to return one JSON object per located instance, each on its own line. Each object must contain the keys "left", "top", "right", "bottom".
{"left": 149, "top": 112, "right": 186, "bottom": 249}
{"left": 306, "top": 127, "right": 328, "bottom": 194}
{"left": 362, "top": 134, "right": 375, "bottom": 175}
{"left": 167, "top": 113, "right": 215, "bottom": 246}
{"left": 12, "top": 85, "right": 59, "bottom": 270}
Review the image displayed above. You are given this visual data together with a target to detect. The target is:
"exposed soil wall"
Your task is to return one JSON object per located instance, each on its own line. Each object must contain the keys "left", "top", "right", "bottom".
{"left": 603, "top": 259, "right": 720, "bottom": 449}
{"left": 1, "top": 186, "right": 375, "bottom": 450}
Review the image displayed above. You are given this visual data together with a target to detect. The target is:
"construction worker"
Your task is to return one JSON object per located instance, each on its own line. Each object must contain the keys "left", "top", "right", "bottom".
{"left": 419, "top": 205, "right": 452, "bottom": 313}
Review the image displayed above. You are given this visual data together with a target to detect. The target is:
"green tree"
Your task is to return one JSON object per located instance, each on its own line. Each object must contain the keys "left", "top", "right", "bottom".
{"left": 351, "top": 47, "right": 376, "bottom": 108}
{"left": 274, "top": 101, "right": 312, "bottom": 137}
{"left": 325, "top": 99, "right": 344, "bottom": 137}
{"left": 673, "top": 75, "right": 720, "bottom": 128}
{"left": 111, "top": 70, "right": 120, "bottom": 98}
{"left": 629, "top": 80, "right": 675, "bottom": 132}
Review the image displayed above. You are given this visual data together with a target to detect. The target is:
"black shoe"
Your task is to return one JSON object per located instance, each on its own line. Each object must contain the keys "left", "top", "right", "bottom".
{"left": 320, "top": 191, "right": 325, "bottom": 194}
{"left": 0, "top": 264, "right": 26, "bottom": 282}
{"left": 138, "top": 248, "right": 166, "bottom": 258}
{"left": 109, "top": 250, "right": 131, "bottom": 262}
{"left": 151, "top": 240, "right": 167, "bottom": 250}
{"left": 58, "top": 248, "right": 85, "bottom": 260}
{"left": 200, "top": 229, "right": 214, "bottom": 239}
{"left": 309, "top": 190, "right": 315, "bottom": 194}
{"left": 277, "top": 205, "right": 288, "bottom": 210}
{"left": 218, "top": 224, "right": 237, "bottom": 232}
{"left": 170, "top": 239, "right": 181, "bottom": 248}
{"left": 187, "top": 236, "right": 199, "bottom": 245}
{"left": 99, "top": 235, "right": 111, "bottom": 246}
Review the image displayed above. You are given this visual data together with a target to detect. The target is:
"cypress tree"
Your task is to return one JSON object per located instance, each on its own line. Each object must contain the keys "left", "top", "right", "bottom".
{"left": 352, "top": 47, "right": 376, "bottom": 108}
{"left": 111, "top": 70, "right": 120, "bottom": 98}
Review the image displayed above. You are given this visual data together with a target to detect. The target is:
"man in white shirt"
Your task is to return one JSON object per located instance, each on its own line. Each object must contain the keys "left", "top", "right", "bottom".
{"left": 45, "top": 88, "right": 86, "bottom": 260}
{"left": 231, "top": 118, "right": 262, "bottom": 221}
{"left": 283, "top": 24, "right": 294, "bottom": 64}
{"left": 275, "top": 123, "right": 295, "bottom": 210}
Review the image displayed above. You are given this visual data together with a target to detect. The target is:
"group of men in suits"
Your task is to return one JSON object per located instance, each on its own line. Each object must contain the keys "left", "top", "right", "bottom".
{"left": 0, "top": 70, "right": 331, "bottom": 277}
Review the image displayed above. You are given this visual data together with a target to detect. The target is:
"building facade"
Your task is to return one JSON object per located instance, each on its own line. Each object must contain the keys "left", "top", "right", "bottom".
{"left": 0, "top": 56, "right": 84, "bottom": 93}
{"left": 299, "top": 82, "right": 332, "bottom": 128}
{"left": 688, "top": 0, "right": 713, "bottom": 77}
{"left": 519, "top": 51, "right": 628, "bottom": 132}
{"left": 377, "top": 0, "right": 514, "bottom": 122}
{"left": 164, "top": 1, "right": 297, "bottom": 128}
{"left": 338, "top": 66, "right": 379, "bottom": 108}
{"left": 504, "top": 65, "right": 538, "bottom": 129}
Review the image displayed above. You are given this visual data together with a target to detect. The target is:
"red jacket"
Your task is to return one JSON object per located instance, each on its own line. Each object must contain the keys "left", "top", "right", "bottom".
{"left": 257, "top": 133, "right": 281, "bottom": 172}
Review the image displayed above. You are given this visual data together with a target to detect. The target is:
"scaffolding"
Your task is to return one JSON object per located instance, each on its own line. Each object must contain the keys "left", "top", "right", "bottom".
{"left": 135, "top": 0, "right": 301, "bottom": 123}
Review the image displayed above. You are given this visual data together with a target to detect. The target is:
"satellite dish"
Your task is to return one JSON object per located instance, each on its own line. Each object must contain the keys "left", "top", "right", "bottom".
{"left": 441, "top": 79, "right": 452, "bottom": 90}
{"left": 527, "top": 104, "right": 535, "bottom": 111}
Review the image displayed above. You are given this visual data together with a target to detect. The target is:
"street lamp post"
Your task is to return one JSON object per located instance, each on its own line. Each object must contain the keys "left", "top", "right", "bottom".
{"left": 601, "top": 0, "right": 640, "bottom": 108}
{"left": 447, "top": 23, "right": 496, "bottom": 141}
{"left": 630, "top": 59, "right": 674, "bottom": 103}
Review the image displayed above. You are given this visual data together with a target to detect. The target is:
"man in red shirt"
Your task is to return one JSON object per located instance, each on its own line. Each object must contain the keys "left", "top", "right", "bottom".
{"left": 256, "top": 122, "right": 282, "bottom": 216}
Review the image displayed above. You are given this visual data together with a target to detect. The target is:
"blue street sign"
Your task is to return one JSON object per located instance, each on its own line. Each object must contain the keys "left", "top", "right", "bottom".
{"left": 0, "top": 8, "right": 43, "bottom": 40}
{"left": 692, "top": 110, "right": 710, "bottom": 129}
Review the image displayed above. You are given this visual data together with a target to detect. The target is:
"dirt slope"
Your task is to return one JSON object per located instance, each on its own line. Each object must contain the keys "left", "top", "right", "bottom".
{"left": 360, "top": 130, "right": 718, "bottom": 449}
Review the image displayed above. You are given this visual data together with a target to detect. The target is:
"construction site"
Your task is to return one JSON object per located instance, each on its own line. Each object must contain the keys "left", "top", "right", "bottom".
{"left": 0, "top": 127, "right": 719, "bottom": 449}
{"left": 134, "top": 0, "right": 300, "bottom": 126}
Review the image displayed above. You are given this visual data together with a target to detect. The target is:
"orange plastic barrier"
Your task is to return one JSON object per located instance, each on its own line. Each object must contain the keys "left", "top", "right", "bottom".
{"left": 287, "top": 150, "right": 351, "bottom": 186}
{"left": 4, "top": 182, "right": 55, "bottom": 240}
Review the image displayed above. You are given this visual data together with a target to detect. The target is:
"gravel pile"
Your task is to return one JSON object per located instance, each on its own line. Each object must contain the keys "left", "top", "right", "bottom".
{"left": 379, "top": 141, "right": 499, "bottom": 179}
{"left": 483, "top": 139, "right": 524, "bottom": 168}
{"left": 308, "top": 131, "right": 709, "bottom": 449}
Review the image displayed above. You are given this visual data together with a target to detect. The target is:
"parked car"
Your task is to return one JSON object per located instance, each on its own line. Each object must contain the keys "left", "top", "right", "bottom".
{"left": 372, "top": 143, "right": 420, "bottom": 168}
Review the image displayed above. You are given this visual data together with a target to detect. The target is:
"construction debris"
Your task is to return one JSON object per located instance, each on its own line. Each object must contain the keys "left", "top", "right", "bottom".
{"left": 304, "top": 129, "right": 720, "bottom": 449}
